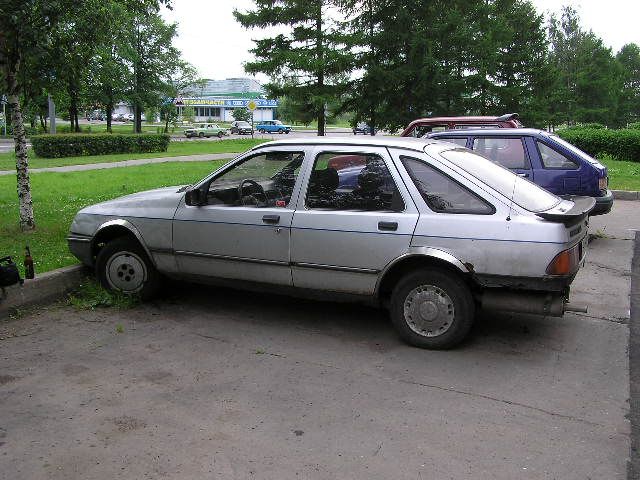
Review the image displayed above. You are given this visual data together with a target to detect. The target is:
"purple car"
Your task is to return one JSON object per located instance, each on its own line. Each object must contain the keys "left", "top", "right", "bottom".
{"left": 428, "top": 128, "right": 613, "bottom": 216}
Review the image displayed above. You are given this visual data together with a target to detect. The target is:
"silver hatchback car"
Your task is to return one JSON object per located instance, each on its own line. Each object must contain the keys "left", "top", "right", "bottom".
{"left": 68, "top": 137, "right": 594, "bottom": 349}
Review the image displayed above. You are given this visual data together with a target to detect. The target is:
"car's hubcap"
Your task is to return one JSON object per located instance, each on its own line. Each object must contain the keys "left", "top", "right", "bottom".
{"left": 403, "top": 285, "right": 455, "bottom": 337}
{"left": 106, "top": 251, "right": 147, "bottom": 293}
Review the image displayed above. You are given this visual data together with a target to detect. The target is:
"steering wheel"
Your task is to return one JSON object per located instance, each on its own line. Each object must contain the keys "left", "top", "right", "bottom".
{"left": 238, "top": 179, "right": 267, "bottom": 206}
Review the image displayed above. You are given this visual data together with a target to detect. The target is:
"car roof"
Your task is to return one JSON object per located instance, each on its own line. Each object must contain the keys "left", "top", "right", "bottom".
{"left": 429, "top": 128, "right": 548, "bottom": 137}
{"left": 251, "top": 135, "right": 441, "bottom": 153}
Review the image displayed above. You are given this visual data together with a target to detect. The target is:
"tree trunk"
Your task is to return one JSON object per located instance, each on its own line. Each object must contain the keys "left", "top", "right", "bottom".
{"left": 7, "top": 70, "right": 35, "bottom": 231}
{"left": 106, "top": 103, "right": 113, "bottom": 133}
{"left": 315, "top": 2, "right": 325, "bottom": 136}
{"left": 69, "top": 107, "right": 75, "bottom": 132}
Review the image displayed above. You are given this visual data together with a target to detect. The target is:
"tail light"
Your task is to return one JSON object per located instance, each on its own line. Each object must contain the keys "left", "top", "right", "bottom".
{"left": 599, "top": 176, "right": 608, "bottom": 191}
{"left": 546, "top": 243, "right": 581, "bottom": 275}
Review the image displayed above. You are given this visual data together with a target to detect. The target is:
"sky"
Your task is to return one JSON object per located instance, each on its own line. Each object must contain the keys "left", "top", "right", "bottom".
{"left": 161, "top": 0, "right": 640, "bottom": 83}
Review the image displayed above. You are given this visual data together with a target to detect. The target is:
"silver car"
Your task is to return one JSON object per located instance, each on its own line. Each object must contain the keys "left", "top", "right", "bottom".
{"left": 68, "top": 137, "right": 594, "bottom": 349}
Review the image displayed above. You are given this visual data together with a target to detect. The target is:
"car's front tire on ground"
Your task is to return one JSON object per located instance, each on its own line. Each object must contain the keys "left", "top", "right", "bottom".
{"left": 217, "top": 131, "right": 223, "bottom": 138}
{"left": 390, "top": 268, "right": 474, "bottom": 349}
{"left": 96, "top": 236, "right": 161, "bottom": 300}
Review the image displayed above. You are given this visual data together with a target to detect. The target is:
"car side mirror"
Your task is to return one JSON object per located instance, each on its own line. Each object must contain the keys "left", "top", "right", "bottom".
{"left": 185, "top": 186, "right": 206, "bottom": 206}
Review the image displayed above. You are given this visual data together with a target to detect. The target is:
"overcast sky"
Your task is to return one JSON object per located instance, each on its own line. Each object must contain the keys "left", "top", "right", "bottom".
{"left": 161, "top": 0, "right": 639, "bottom": 83}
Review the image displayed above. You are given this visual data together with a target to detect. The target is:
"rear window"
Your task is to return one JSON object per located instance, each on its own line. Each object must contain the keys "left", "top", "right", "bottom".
{"left": 439, "top": 148, "right": 560, "bottom": 212}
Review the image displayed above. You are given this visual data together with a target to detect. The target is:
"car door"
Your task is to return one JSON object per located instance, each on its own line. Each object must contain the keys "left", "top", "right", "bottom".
{"left": 172, "top": 146, "right": 307, "bottom": 285}
{"left": 470, "top": 136, "right": 534, "bottom": 181}
{"left": 290, "top": 146, "right": 419, "bottom": 295}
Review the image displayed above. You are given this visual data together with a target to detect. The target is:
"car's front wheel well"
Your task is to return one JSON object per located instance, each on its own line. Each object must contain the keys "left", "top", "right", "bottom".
{"left": 377, "top": 256, "right": 472, "bottom": 305}
{"left": 91, "top": 226, "right": 139, "bottom": 262}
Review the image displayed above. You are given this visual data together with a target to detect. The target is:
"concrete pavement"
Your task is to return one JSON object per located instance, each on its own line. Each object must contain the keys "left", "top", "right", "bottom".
{"left": 0, "top": 202, "right": 635, "bottom": 479}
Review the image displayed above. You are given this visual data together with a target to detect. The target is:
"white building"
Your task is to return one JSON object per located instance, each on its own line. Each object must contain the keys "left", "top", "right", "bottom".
{"left": 179, "top": 78, "right": 278, "bottom": 122}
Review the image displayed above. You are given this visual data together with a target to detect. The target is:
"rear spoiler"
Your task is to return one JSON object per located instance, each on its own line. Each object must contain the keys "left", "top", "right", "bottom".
{"left": 495, "top": 113, "right": 519, "bottom": 122}
{"left": 536, "top": 196, "right": 596, "bottom": 225}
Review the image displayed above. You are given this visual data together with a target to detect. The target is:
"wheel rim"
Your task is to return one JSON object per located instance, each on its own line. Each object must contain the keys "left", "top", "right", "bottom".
{"left": 105, "top": 251, "right": 147, "bottom": 293}
{"left": 403, "top": 285, "right": 455, "bottom": 337}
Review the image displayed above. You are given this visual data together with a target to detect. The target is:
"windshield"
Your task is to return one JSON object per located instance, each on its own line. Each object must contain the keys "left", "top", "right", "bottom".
{"left": 439, "top": 148, "right": 561, "bottom": 212}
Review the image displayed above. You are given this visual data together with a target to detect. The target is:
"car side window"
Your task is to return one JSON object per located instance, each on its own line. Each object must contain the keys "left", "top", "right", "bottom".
{"left": 306, "top": 152, "right": 404, "bottom": 212}
{"left": 207, "top": 152, "right": 303, "bottom": 208}
{"left": 472, "top": 137, "right": 528, "bottom": 169}
{"left": 438, "top": 137, "right": 468, "bottom": 147}
{"left": 536, "top": 141, "right": 579, "bottom": 169}
{"left": 401, "top": 156, "right": 494, "bottom": 214}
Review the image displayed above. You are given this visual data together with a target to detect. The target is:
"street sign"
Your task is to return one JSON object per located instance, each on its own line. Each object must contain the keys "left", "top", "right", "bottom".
{"left": 247, "top": 100, "right": 257, "bottom": 111}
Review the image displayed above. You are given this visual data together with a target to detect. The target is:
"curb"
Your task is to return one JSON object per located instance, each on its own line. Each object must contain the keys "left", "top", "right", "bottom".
{"left": 613, "top": 190, "right": 640, "bottom": 201}
{"left": 0, "top": 264, "right": 89, "bottom": 318}
{"left": 629, "top": 231, "right": 639, "bottom": 478}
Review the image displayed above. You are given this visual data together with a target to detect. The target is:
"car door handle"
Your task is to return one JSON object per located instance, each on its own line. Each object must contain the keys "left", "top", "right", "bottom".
{"left": 517, "top": 173, "right": 529, "bottom": 177}
{"left": 378, "top": 221, "right": 398, "bottom": 231}
{"left": 262, "top": 214, "right": 280, "bottom": 224}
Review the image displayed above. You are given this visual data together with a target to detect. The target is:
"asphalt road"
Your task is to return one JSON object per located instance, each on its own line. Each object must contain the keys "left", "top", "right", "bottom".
{"left": 0, "top": 201, "right": 636, "bottom": 479}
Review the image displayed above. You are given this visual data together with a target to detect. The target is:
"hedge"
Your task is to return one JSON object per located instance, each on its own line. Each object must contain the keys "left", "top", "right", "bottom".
{"left": 31, "top": 133, "right": 170, "bottom": 158}
{"left": 557, "top": 128, "right": 640, "bottom": 162}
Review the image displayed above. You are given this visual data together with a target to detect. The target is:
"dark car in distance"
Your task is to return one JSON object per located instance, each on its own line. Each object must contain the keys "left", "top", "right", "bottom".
{"left": 402, "top": 113, "right": 522, "bottom": 137}
{"left": 353, "top": 122, "right": 377, "bottom": 135}
{"left": 428, "top": 128, "right": 613, "bottom": 215}
{"left": 230, "top": 121, "right": 253, "bottom": 135}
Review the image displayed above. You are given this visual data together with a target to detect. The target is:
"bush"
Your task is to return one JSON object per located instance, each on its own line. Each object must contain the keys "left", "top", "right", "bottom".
{"left": 31, "top": 133, "right": 170, "bottom": 158}
{"left": 628, "top": 122, "right": 640, "bottom": 130}
{"left": 558, "top": 128, "right": 640, "bottom": 162}
{"left": 565, "top": 122, "right": 606, "bottom": 130}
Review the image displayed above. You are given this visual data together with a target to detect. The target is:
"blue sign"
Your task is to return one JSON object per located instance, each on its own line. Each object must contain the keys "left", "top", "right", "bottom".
{"left": 183, "top": 98, "right": 279, "bottom": 108}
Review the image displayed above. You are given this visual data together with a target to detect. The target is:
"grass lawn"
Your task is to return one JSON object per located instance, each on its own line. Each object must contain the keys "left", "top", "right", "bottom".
{"left": 0, "top": 138, "right": 267, "bottom": 171}
{"left": 0, "top": 160, "right": 225, "bottom": 276}
{"left": 598, "top": 156, "right": 640, "bottom": 191}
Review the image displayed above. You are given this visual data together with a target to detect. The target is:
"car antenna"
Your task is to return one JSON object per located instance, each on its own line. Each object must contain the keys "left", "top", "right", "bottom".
{"left": 506, "top": 176, "right": 517, "bottom": 222}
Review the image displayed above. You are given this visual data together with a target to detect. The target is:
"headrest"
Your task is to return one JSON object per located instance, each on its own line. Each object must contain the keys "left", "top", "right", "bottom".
{"left": 357, "top": 160, "right": 385, "bottom": 193}
{"left": 309, "top": 168, "right": 339, "bottom": 191}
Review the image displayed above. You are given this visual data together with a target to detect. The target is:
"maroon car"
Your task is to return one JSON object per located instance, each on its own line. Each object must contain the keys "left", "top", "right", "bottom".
{"left": 401, "top": 113, "right": 522, "bottom": 137}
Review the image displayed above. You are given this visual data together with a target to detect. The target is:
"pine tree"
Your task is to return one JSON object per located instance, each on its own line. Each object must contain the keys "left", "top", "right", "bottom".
{"left": 234, "top": 0, "right": 353, "bottom": 136}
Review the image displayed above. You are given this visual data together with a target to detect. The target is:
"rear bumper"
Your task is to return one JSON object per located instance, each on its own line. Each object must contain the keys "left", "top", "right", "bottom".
{"left": 590, "top": 189, "right": 614, "bottom": 216}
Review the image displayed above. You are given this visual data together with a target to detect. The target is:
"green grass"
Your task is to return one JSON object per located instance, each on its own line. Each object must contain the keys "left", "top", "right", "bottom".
{"left": 0, "top": 160, "right": 226, "bottom": 275}
{"left": 0, "top": 138, "right": 267, "bottom": 170}
{"left": 597, "top": 154, "right": 640, "bottom": 191}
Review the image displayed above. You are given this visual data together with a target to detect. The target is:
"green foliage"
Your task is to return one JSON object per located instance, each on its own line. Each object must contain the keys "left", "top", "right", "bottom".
{"left": 231, "top": 108, "right": 252, "bottom": 122}
{"left": 234, "top": 0, "right": 353, "bottom": 135}
{"left": 617, "top": 44, "right": 640, "bottom": 125}
{"left": 628, "top": 122, "right": 640, "bottom": 130}
{"left": 68, "top": 279, "right": 139, "bottom": 310}
{"left": 558, "top": 128, "right": 640, "bottom": 162}
{"left": 31, "top": 134, "right": 170, "bottom": 158}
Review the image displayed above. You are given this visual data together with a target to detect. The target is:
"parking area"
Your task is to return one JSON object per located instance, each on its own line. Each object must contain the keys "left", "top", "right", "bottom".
{"left": 1, "top": 201, "right": 637, "bottom": 479}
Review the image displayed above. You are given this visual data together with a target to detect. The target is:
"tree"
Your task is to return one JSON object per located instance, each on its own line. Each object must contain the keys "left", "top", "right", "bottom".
{"left": 617, "top": 43, "right": 640, "bottom": 125}
{"left": 547, "top": 6, "right": 622, "bottom": 126}
{"left": 234, "top": 0, "right": 353, "bottom": 136}
{"left": 159, "top": 67, "right": 200, "bottom": 133}
{"left": 232, "top": 108, "right": 252, "bottom": 122}
{"left": 0, "top": 0, "right": 69, "bottom": 230}
{"left": 122, "top": 7, "right": 185, "bottom": 133}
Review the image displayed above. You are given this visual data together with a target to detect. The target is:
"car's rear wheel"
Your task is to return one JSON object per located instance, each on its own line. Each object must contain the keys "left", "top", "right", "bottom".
{"left": 278, "top": 129, "right": 284, "bottom": 134}
{"left": 285, "top": 130, "right": 289, "bottom": 134}
{"left": 259, "top": 129, "right": 265, "bottom": 133}
{"left": 390, "top": 268, "right": 474, "bottom": 349}
{"left": 217, "top": 131, "right": 223, "bottom": 138}
{"left": 96, "top": 237, "right": 161, "bottom": 300}
{"left": 198, "top": 132, "right": 204, "bottom": 138}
